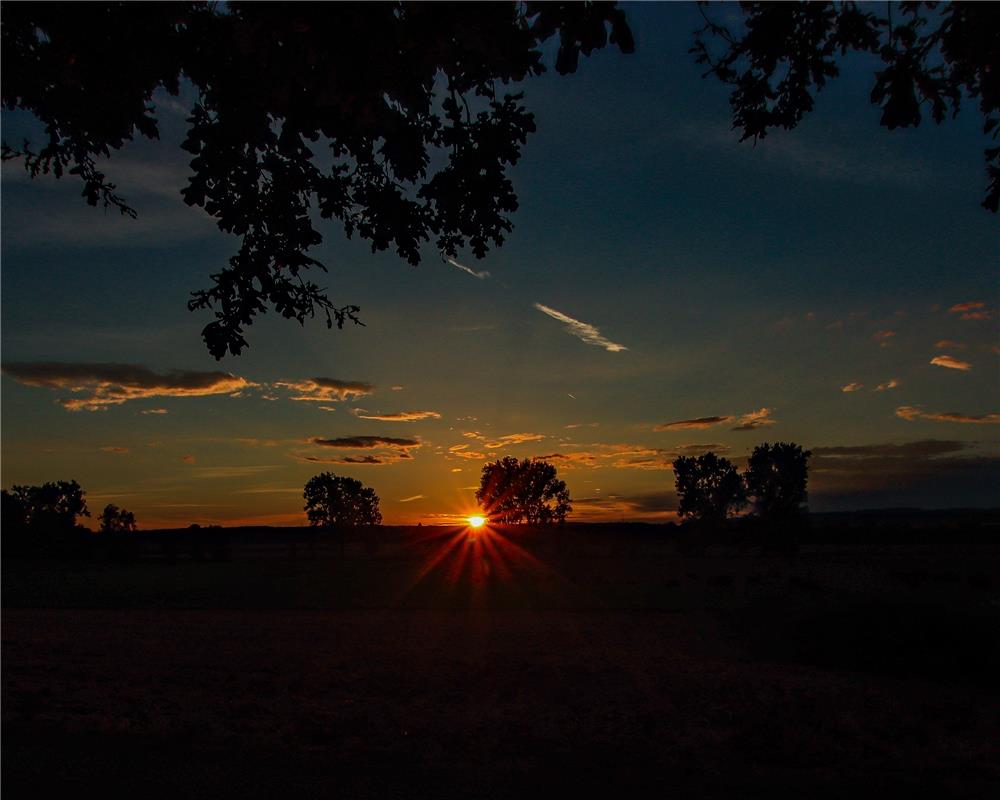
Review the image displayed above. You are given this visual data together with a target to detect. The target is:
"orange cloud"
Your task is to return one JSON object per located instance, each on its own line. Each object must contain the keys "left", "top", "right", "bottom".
{"left": 350, "top": 410, "right": 442, "bottom": 422}
{"left": 274, "top": 377, "right": 374, "bottom": 402}
{"left": 948, "top": 301, "right": 995, "bottom": 321}
{"left": 841, "top": 382, "right": 864, "bottom": 393}
{"left": 100, "top": 446, "right": 129, "bottom": 455}
{"left": 483, "top": 433, "right": 546, "bottom": 449}
{"left": 930, "top": 355, "right": 972, "bottom": 371}
{"left": 895, "top": 406, "right": 1000, "bottom": 424}
{"left": 309, "top": 435, "right": 420, "bottom": 450}
{"left": 2, "top": 362, "right": 254, "bottom": 412}
{"left": 731, "top": 408, "right": 776, "bottom": 431}
{"left": 934, "top": 339, "right": 965, "bottom": 350}
{"left": 873, "top": 379, "right": 900, "bottom": 392}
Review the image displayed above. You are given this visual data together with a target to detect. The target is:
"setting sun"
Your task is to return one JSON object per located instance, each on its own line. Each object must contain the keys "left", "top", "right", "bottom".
{"left": 468, "top": 515, "right": 486, "bottom": 528}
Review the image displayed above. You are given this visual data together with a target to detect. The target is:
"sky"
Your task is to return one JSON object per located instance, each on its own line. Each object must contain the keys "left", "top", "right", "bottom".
{"left": 2, "top": 4, "right": 998, "bottom": 528}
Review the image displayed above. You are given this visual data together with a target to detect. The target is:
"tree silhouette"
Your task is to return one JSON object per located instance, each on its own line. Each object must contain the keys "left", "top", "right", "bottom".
{"left": 98, "top": 503, "right": 137, "bottom": 535}
{"left": 1, "top": 480, "right": 90, "bottom": 556}
{"left": 744, "top": 442, "right": 812, "bottom": 521}
{"left": 2, "top": 2, "right": 634, "bottom": 358}
{"left": 303, "top": 472, "right": 382, "bottom": 529}
{"left": 476, "top": 456, "right": 571, "bottom": 524}
{"left": 672, "top": 452, "right": 746, "bottom": 523}
{"left": 4, "top": 480, "right": 90, "bottom": 530}
{"left": 693, "top": 2, "right": 1000, "bottom": 211}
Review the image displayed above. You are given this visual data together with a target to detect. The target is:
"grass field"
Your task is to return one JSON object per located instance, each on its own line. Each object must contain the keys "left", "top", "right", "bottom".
{"left": 4, "top": 525, "right": 1000, "bottom": 797}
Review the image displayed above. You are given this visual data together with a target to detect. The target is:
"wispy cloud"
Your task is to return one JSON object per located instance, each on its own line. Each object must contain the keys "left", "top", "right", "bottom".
{"left": 572, "top": 491, "right": 677, "bottom": 521}
{"left": 445, "top": 256, "right": 490, "bottom": 280}
{"left": 309, "top": 436, "right": 420, "bottom": 450}
{"left": 274, "top": 378, "right": 375, "bottom": 402}
{"left": 447, "top": 444, "right": 489, "bottom": 460}
{"left": 654, "top": 415, "right": 733, "bottom": 431}
{"left": 350, "top": 409, "right": 442, "bottom": 422}
{"left": 100, "top": 446, "right": 130, "bottom": 455}
{"left": 534, "top": 303, "right": 627, "bottom": 352}
{"left": 2, "top": 362, "right": 254, "bottom": 411}
{"left": 872, "top": 330, "right": 896, "bottom": 346}
{"left": 533, "top": 442, "right": 728, "bottom": 472}
{"left": 655, "top": 409, "right": 775, "bottom": 432}
{"left": 141, "top": 408, "right": 169, "bottom": 415}
{"left": 930, "top": 355, "right": 972, "bottom": 371}
{"left": 873, "top": 379, "right": 900, "bottom": 392}
{"left": 948, "top": 301, "right": 995, "bottom": 321}
{"left": 731, "top": 408, "right": 776, "bottom": 432}
{"left": 193, "top": 466, "right": 280, "bottom": 479}
{"left": 841, "top": 382, "right": 864, "bottom": 393}
{"left": 483, "top": 433, "right": 546, "bottom": 449}
{"left": 296, "top": 454, "right": 399, "bottom": 465}
{"left": 293, "top": 434, "right": 422, "bottom": 466}
{"left": 234, "top": 438, "right": 282, "bottom": 447}
{"left": 934, "top": 339, "right": 965, "bottom": 350}
{"left": 896, "top": 406, "right": 1000, "bottom": 424}
{"left": 399, "top": 495, "right": 425, "bottom": 503}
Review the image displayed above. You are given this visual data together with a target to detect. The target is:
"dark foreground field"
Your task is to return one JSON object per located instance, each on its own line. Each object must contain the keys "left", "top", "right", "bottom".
{"left": 4, "top": 524, "right": 1000, "bottom": 798}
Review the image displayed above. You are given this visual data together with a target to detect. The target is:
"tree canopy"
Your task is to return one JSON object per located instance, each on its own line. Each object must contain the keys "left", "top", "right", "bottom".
{"left": 694, "top": 1, "right": 1000, "bottom": 211}
{"left": 672, "top": 452, "right": 746, "bottom": 524}
{"left": 2, "top": 480, "right": 90, "bottom": 531}
{"left": 476, "top": 456, "right": 571, "bottom": 524}
{"left": 5, "top": 2, "right": 994, "bottom": 359}
{"left": 744, "top": 442, "right": 812, "bottom": 521}
{"left": 2, "top": 480, "right": 91, "bottom": 556}
{"left": 1, "top": 1, "right": 634, "bottom": 358}
{"left": 303, "top": 472, "right": 382, "bottom": 528}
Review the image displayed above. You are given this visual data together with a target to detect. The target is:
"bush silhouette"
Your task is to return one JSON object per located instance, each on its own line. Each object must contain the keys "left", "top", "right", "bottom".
{"left": 476, "top": 457, "right": 571, "bottom": 524}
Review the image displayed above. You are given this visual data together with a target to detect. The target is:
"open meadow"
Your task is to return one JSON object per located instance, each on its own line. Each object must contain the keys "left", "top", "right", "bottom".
{"left": 4, "top": 523, "right": 1000, "bottom": 798}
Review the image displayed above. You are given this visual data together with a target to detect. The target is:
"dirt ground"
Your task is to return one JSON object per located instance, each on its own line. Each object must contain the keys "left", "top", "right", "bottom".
{"left": 4, "top": 533, "right": 1000, "bottom": 797}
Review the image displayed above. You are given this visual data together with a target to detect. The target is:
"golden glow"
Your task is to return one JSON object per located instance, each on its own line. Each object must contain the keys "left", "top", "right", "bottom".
{"left": 468, "top": 515, "right": 486, "bottom": 528}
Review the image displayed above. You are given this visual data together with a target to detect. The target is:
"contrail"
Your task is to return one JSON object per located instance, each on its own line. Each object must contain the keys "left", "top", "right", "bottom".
{"left": 534, "top": 303, "right": 627, "bottom": 352}
{"left": 445, "top": 256, "right": 490, "bottom": 280}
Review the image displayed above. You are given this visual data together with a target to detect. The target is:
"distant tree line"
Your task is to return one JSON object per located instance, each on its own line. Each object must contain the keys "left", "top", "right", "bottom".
{"left": 1, "top": 480, "right": 140, "bottom": 558}
{"left": 3, "top": 445, "right": 809, "bottom": 560}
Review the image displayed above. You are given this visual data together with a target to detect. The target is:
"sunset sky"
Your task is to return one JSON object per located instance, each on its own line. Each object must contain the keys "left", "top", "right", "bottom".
{"left": 2, "top": 4, "right": 997, "bottom": 528}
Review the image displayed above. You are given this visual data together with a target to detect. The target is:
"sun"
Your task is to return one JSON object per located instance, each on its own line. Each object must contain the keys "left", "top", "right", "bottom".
{"left": 467, "top": 515, "right": 486, "bottom": 528}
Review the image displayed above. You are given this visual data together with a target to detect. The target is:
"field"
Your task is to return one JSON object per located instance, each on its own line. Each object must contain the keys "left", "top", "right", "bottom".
{"left": 4, "top": 524, "right": 1000, "bottom": 797}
